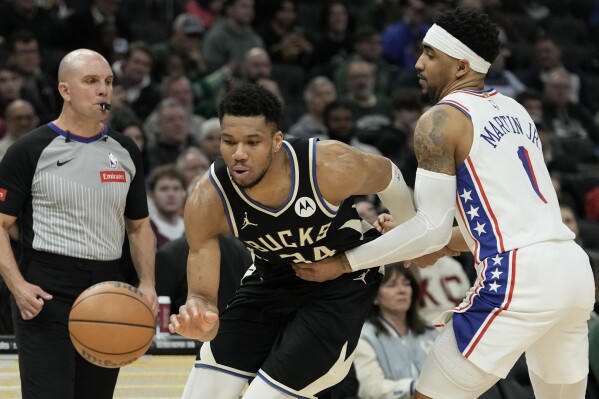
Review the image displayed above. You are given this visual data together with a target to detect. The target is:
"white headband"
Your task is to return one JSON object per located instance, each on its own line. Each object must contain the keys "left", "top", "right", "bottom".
{"left": 423, "top": 24, "right": 491, "bottom": 74}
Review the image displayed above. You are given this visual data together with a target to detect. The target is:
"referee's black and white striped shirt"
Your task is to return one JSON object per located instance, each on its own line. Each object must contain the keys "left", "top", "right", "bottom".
{"left": 0, "top": 123, "right": 148, "bottom": 261}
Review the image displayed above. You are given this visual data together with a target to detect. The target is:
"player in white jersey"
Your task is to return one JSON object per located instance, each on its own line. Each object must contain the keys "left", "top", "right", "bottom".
{"left": 294, "top": 8, "right": 595, "bottom": 399}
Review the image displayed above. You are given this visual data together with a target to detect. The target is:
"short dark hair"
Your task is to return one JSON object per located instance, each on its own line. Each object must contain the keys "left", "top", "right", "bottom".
{"left": 148, "top": 164, "right": 186, "bottom": 191}
{"left": 434, "top": 8, "right": 500, "bottom": 65}
{"left": 218, "top": 84, "right": 283, "bottom": 131}
{"left": 516, "top": 89, "right": 542, "bottom": 105}
{"left": 8, "top": 30, "right": 37, "bottom": 52}
{"left": 124, "top": 41, "right": 153, "bottom": 62}
{"left": 391, "top": 88, "right": 423, "bottom": 111}
{"left": 322, "top": 99, "right": 353, "bottom": 125}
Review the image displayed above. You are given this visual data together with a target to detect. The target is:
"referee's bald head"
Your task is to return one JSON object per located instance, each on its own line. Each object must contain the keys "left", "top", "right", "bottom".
{"left": 58, "top": 49, "right": 110, "bottom": 83}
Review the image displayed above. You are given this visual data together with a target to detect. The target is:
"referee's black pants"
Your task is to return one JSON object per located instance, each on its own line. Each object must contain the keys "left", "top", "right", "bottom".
{"left": 12, "top": 250, "right": 125, "bottom": 399}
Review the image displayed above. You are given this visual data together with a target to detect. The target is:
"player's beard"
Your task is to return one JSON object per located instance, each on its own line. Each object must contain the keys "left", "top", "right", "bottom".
{"left": 233, "top": 151, "right": 272, "bottom": 189}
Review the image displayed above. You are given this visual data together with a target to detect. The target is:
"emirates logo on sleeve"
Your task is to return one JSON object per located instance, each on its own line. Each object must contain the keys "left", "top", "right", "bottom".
{"left": 100, "top": 171, "right": 126, "bottom": 182}
{"left": 0, "top": 188, "right": 6, "bottom": 201}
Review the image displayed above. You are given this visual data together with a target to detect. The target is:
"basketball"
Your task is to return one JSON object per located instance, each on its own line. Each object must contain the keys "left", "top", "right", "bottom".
{"left": 68, "top": 281, "right": 155, "bottom": 368}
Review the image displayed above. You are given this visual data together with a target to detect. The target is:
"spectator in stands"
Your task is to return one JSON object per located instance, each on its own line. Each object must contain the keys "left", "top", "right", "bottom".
{"left": 259, "top": 0, "right": 312, "bottom": 67}
{"left": 8, "top": 31, "right": 61, "bottom": 124}
{"left": 288, "top": 75, "right": 336, "bottom": 139}
{"left": 561, "top": 203, "right": 599, "bottom": 276}
{"left": 0, "top": 0, "right": 65, "bottom": 57}
{"left": 550, "top": 173, "right": 580, "bottom": 216}
{"left": 358, "top": 0, "right": 404, "bottom": 31}
{"left": 334, "top": 26, "right": 394, "bottom": 98}
{"left": 65, "top": 0, "right": 131, "bottom": 60}
{"left": 0, "top": 99, "right": 38, "bottom": 160}
{"left": 322, "top": 100, "right": 381, "bottom": 155}
{"left": 344, "top": 59, "right": 392, "bottom": 147}
{"left": 151, "top": 13, "right": 208, "bottom": 82}
{"left": 148, "top": 98, "right": 193, "bottom": 166}
{"left": 202, "top": 0, "right": 264, "bottom": 72}
{"left": 484, "top": 27, "right": 526, "bottom": 99}
{"left": 196, "top": 117, "right": 221, "bottom": 162}
{"left": 144, "top": 74, "right": 205, "bottom": 146}
{"left": 561, "top": 203, "right": 584, "bottom": 245}
{"left": 354, "top": 264, "right": 438, "bottom": 399}
{"left": 176, "top": 146, "right": 210, "bottom": 189}
{"left": 541, "top": 68, "right": 599, "bottom": 144}
{"left": 148, "top": 165, "right": 187, "bottom": 248}
{"left": 523, "top": 35, "right": 593, "bottom": 109}
{"left": 119, "top": 121, "right": 152, "bottom": 176}
{"left": 0, "top": 65, "right": 26, "bottom": 123}
{"left": 417, "top": 256, "right": 471, "bottom": 323}
{"left": 309, "top": 0, "right": 355, "bottom": 78}
{"left": 381, "top": 0, "right": 431, "bottom": 70}
{"left": 376, "top": 88, "right": 423, "bottom": 165}
{"left": 237, "top": 47, "right": 272, "bottom": 85}
{"left": 185, "top": 0, "right": 225, "bottom": 31}
{"left": 517, "top": 89, "right": 544, "bottom": 124}
{"left": 113, "top": 41, "right": 162, "bottom": 121}
{"left": 537, "top": 122, "right": 579, "bottom": 173}
{"left": 587, "top": 188, "right": 599, "bottom": 222}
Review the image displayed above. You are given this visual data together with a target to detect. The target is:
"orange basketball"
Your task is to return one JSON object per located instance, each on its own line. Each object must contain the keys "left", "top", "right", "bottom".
{"left": 68, "top": 281, "right": 155, "bottom": 368}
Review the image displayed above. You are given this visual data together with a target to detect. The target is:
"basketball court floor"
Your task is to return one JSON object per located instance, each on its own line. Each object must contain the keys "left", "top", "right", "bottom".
{"left": 0, "top": 354, "right": 195, "bottom": 399}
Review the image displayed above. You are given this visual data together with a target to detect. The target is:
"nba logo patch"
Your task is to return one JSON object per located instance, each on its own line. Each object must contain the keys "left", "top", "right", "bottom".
{"left": 0, "top": 188, "right": 6, "bottom": 201}
{"left": 108, "top": 153, "right": 118, "bottom": 169}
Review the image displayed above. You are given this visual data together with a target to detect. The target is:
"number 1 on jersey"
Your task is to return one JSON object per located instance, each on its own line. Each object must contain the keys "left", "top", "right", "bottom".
{"left": 517, "top": 146, "right": 547, "bottom": 204}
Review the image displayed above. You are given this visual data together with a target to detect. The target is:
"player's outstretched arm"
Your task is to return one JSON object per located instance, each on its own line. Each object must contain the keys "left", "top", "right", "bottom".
{"left": 342, "top": 105, "right": 464, "bottom": 269}
{"left": 296, "top": 106, "right": 466, "bottom": 281}
{"left": 169, "top": 174, "right": 228, "bottom": 341}
{"left": 294, "top": 141, "right": 415, "bottom": 282}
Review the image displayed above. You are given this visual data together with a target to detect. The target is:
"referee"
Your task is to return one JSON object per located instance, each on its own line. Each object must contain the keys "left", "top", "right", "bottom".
{"left": 0, "top": 49, "right": 158, "bottom": 399}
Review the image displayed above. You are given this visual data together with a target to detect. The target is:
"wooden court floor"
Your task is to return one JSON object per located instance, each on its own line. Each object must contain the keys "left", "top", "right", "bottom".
{"left": 0, "top": 354, "right": 195, "bottom": 399}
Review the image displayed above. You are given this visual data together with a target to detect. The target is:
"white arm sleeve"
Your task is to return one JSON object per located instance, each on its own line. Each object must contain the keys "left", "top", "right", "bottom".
{"left": 377, "top": 161, "right": 416, "bottom": 224}
{"left": 347, "top": 168, "right": 456, "bottom": 271}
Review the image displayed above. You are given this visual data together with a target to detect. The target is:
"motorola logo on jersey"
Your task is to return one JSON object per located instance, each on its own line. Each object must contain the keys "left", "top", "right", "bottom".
{"left": 108, "top": 152, "right": 119, "bottom": 168}
{"left": 295, "top": 197, "right": 316, "bottom": 217}
{"left": 0, "top": 188, "right": 6, "bottom": 202}
{"left": 100, "top": 171, "right": 126, "bottom": 182}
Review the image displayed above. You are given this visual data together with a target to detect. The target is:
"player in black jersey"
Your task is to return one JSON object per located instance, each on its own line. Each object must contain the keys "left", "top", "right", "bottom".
{"left": 169, "top": 84, "right": 430, "bottom": 398}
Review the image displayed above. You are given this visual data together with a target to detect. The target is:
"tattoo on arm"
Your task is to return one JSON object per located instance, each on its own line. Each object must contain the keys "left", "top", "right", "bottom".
{"left": 414, "top": 108, "right": 456, "bottom": 175}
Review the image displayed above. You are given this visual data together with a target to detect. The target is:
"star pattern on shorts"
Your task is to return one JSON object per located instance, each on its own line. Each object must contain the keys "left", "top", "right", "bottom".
{"left": 491, "top": 254, "right": 503, "bottom": 265}
{"left": 473, "top": 221, "right": 486, "bottom": 236}
{"left": 490, "top": 268, "right": 502, "bottom": 279}
{"left": 466, "top": 206, "right": 479, "bottom": 220}
{"left": 460, "top": 189, "right": 473, "bottom": 203}
{"left": 488, "top": 281, "right": 501, "bottom": 292}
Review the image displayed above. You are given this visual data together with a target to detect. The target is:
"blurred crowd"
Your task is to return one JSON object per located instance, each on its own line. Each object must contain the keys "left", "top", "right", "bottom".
{"left": 1, "top": 0, "right": 599, "bottom": 397}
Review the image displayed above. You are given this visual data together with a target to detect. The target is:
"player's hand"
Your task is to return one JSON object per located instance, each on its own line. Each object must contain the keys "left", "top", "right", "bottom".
{"left": 169, "top": 296, "right": 220, "bottom": 342}
{"left": 137, "top": 281, "right": 158, "bottom": 318}
{"left": 404, "top": 246, "right": 461, "bottom": 268}
{"left": 374, "top": 213, "right": 397, "bottom": 234}
{"left": 13, "top": 280, "right": 52, "bottom": 320}
{"left": 293, "top": 254, "right": 352, "bottom": 282}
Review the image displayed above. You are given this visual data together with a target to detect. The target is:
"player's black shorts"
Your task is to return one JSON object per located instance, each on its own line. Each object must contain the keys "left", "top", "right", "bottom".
{"left": 196, "top": 261, "right": 383, "bottom": 394}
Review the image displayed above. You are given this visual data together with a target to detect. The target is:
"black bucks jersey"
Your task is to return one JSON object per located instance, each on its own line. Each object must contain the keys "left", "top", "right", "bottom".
{"left": 209, "top": 137, "right": 379, "bottom": 268}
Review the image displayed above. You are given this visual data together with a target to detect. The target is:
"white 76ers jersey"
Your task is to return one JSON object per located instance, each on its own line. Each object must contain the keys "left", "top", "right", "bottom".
{"left": 439, "top": 89, "right": 574, "bottom": 263}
